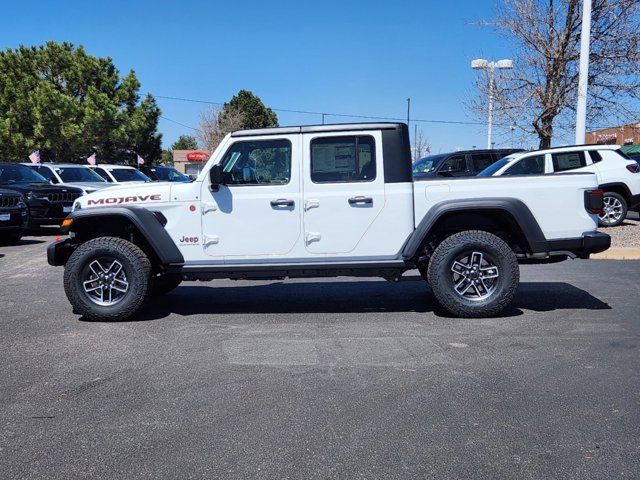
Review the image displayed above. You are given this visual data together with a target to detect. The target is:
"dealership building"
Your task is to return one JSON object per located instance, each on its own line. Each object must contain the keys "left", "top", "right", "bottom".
{"left": 172, "top": 150, "right": 211, "bottom": 177}
{"left": 586, "top": 123, "right": 640, "bottom": 146}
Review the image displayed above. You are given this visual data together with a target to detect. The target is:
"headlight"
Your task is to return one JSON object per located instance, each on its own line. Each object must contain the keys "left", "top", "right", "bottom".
{"left": 73, "top": 201, "right": 82, "bottom": 211}
{"left": 26, "top": 191, "right": 35, "bottom": 200}
{"left": 17, "top": 199, "right": 26, "bottom": 208}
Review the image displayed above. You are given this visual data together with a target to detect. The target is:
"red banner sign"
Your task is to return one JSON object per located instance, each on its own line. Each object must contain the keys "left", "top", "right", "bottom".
{"left": 186, "top": 151, "right": 209, "bottom": 162}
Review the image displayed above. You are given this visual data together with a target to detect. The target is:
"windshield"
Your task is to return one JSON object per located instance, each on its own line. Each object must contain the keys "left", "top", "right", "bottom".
{"left": 109, "top": 168, "right": 151, "bottom": 182}
{"left": 57, "top": 166, "right": 107, "bottom": 183}
{"left": 152, "top": 167, "right": 190, "bottom": 182}
{"left": 413, "top": 154, "right": 446, "bottom": 174}
{"left": 0, "top": 164, "right": 50, "bottom": 184}
{"left": 477, "top": 157, "right": 515, "bottom": 176}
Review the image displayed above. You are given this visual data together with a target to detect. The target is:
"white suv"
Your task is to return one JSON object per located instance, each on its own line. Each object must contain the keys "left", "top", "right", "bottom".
{"left": 479, "top": 145, "right": 640, "bottom": 227}
{"left": 89, "top": 165, "right": 152, "bottom": 184}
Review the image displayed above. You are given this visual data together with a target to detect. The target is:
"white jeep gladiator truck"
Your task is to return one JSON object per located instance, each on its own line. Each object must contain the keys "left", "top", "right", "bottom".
{"left": 48, "top": 123, "right": 610, "bottom": 320}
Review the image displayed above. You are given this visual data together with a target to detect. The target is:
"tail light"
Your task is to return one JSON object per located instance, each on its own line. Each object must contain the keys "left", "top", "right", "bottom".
{"left": 626, "top": 163, "right": 640, "bottom": 174}
{"left": 584, "top": 189, "right": 604, "bottom": 215}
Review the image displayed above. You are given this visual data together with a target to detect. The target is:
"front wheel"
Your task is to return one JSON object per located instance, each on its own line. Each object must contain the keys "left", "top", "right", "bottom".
{"left": 426, "top": 230, "right": 519, "bottom": 318}
{"left": 63, "top": 237, "right": 152, "bottom": 321}
{"left": 598, "top": 192, "right": 627, "bottom": 227}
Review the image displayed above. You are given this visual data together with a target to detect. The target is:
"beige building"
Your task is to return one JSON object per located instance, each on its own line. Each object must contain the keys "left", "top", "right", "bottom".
{"left": 586, "top": 123, "right": 640, "bottom": 146}
{"left": 173, "top": 150, "right": 211, "bottom": 177}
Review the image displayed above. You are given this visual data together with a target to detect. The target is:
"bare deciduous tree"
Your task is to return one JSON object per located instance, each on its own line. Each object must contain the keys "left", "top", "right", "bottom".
{"left": 470, "top": 0, "right": 640, "bottom": 148}
{"left": 196, "top": 105, "right": 244, "bottom": 152}
{"left": 413, "top": 129, "right": 430, "bottom": 161}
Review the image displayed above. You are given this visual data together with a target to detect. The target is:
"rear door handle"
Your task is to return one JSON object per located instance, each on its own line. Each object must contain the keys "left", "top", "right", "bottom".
{"left": 270, "top": 199, "right": 295, "bottom": 208}
{"left": 348, "top": 196, "right": 373, "bottom": 205}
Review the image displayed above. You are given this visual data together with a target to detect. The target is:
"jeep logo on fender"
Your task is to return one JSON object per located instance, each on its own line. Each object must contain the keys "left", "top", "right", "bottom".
{"left": 87, "top": 194, "right": 162, "bottom": 206}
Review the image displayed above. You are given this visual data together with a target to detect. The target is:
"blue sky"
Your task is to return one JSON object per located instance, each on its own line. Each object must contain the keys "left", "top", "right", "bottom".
{"left": 1, "top": 0, "right": 525, "bottom": 152}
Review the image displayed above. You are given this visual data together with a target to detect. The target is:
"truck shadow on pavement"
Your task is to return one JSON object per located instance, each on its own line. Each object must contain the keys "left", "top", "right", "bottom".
{"left": 88, "top": 280, "right": 611, "bottom": 322}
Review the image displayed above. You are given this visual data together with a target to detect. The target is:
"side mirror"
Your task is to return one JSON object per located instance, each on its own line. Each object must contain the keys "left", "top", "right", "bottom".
{"left": 209, "top": 164, "right": 224, "bottom": 191}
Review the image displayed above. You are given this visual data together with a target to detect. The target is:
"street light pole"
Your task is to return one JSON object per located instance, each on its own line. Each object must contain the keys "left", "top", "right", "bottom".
{"left": 575, "top": 0, "right": 592, "bottom": 145}
{"left": 487, "top": 66, "right": 495, "bottom": 150}
{"left": 472, "top": 58, "right": 513, "bottom": 150}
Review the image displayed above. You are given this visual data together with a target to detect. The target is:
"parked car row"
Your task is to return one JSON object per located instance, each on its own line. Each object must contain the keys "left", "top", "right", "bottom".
{"left": 0, "top": 162, "right": 190, "bottom": 244}
{"left": 413, "top": 144, "right": 640, "bottom": 227}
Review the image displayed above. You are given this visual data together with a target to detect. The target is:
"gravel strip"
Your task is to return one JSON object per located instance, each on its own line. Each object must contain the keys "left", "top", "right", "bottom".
{"left": 601, "top": 210, "right": 640, "bottom": 248}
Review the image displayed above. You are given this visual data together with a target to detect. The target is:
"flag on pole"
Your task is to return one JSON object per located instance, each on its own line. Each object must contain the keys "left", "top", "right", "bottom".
{"left": 137, "top": 154, "right": 145, "bottom": 165}
{"left": 87, "top": 153, "right": 97, "bottom": 165}
{"left": 28, "top": 150, "right": 41, "bottom": 164}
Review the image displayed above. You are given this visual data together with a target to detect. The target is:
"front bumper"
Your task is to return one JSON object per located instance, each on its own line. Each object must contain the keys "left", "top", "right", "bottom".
{"left": 47, "top": 237, "right": 75, "bottom": 266}
{"left": 0, "top": 207, "right": 28, "bottom": 231}
{"left": 547, "top": 232, "right": 611, "bottom": 259}
{"left": 27, "top": 202, "right": 74, "bottom": 226}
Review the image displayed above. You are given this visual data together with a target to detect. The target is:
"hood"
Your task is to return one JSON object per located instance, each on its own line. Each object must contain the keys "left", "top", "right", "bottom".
{"left": 77, "top": 181, "right": 172, "bottom": 209}
{"left": 0, "top": 182, "right": 83, "bottom": 194}
{"left": 59, "top": 182, "right": 112, "bottom": 193}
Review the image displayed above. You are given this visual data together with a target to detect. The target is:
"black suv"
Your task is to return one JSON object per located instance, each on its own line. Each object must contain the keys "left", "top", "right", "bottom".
{"left": 412, "top": 149, "right": 524, "bottom": 179}
{"left": 0, "top": 188, "right": 28, "bottom": 244}
{"left": 0, "top": 163, "right": 82, "bottom": 227}
{"left": 138, "top": 165, "right": 190, "bottom": 183}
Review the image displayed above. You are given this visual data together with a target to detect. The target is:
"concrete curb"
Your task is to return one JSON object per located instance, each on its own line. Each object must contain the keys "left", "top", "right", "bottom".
{"left": 592, "top": 248, "right": 640, "bottom": 260}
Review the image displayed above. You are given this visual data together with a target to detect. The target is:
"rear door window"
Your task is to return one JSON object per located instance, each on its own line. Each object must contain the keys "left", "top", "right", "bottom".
{"left": 551, "top": 151, "right": 587, "bottom": 172}
{"left": 504, "top": 155, "right": 545, "bottom": 175}
{"left": 469, "top": 153, "right": 495, "bottom": 173}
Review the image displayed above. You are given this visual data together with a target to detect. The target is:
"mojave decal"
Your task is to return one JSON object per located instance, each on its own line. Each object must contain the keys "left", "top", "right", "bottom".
{"left": 87, "top": 194, "right": 162, "bottom": 206}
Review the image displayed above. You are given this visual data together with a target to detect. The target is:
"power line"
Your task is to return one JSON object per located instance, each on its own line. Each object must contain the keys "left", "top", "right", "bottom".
{"left": 155, "top": 94, "right": 512, "bottom": 127}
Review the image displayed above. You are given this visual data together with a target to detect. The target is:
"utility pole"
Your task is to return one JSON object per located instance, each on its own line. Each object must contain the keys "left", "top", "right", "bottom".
{"left": 406, "top": 98, "right": 411, "bottom": 127}
{"left": 414, "top": 123, "right": 418, "bottom": 160}
{"left": 575, "top": 0, "right": 592, "bottom": 145}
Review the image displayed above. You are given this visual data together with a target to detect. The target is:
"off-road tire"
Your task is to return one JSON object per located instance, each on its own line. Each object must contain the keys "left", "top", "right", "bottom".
{"left": 63, "top": 237, "right": 152, "bottom": 321}
{"left": 151, "top": 273, "right": 182, "bottom": 296}
{"left": 598, "top": 192, "right": 627, "bottom": 228}
{"left": 426, "top": 230, "right": 519, "bottom": 318}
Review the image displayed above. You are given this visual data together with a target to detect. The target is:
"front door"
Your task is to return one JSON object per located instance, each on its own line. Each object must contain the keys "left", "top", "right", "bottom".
{"left": 301, "top": 132, "right": 384, "bottom": 255}
{"left": 201, "top": 135, "right": 301, "bottom": 259}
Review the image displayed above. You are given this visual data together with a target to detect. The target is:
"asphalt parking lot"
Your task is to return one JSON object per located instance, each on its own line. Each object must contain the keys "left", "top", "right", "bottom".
{"left": 1, "top": 232, "right": 639, "bottom": 479}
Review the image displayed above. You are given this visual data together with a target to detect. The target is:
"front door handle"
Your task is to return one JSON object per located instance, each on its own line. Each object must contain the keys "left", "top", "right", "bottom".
{"left": 348, "top": 196, "right": 373, "bottom": 205}
{"left": 270, "top": 198, "right": 295, "bottom": 208}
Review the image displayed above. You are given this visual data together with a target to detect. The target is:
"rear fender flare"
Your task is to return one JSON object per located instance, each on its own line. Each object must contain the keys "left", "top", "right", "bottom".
{"left": 401, "top": 198, "right": 548, "bottom": 260}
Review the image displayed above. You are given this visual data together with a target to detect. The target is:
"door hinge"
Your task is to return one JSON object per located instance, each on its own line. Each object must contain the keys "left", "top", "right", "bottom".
{"left": 305, "top": 232, "right": 321, "bottom": 244}
{"left": 304, "top": 199, "right": 320, "bottom": 211}
{"left": 202, "top": 202, "right": 217, "bottom": 215}
{"left": 203, "top": 235, "right": 219, "bottom": 248}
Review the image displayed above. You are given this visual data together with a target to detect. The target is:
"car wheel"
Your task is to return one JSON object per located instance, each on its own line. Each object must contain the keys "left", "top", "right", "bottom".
{"left": 63, "top": 237, "right": 151, "bottom": 321}
{"left": 426, "top": 230, "right": 519, "bottom": 318}
{"left": 151, "top": 273, "right": 182, "bottom": 296}
{"left": 598, "top": 192, "right": 627, "bottom": 227}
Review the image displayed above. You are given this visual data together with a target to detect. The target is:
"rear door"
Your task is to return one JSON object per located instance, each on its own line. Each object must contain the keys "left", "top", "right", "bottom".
{"left": 301, "top": 132, "right": 384, "bottom": 254}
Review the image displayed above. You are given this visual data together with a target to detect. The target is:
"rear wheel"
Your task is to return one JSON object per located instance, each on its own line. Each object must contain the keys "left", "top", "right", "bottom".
{"left": 598, "top": 192, "right": 627, "bottom": 227}
{"left": 426, "top": 230, "right": 519, "bottom": 318}
{"left": 63, "top": 237, "right": 151, "bottom": 321}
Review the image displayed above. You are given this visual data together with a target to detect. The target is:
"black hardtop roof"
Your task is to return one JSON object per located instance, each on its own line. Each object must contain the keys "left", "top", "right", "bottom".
{"left": 231, "top": 122, "right": 406, "bottom": 137}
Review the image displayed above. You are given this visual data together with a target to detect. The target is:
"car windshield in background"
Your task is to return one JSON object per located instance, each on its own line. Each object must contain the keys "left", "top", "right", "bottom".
{"left": 0, "top": 164, "right": 49, "bottom": 184}
{"left": 477, "top": 157, "right": 514, "bottom": 176}
{"left": 153, "top": 167, "right": 190, "bottom": 182}
{"left": 413, "top": 154, "right": 446, "bottom": 174}
{"left": 109, "top": 168, "right": 151, "bottom": 182}
{"left": 57, "top": 167, "right": 106, "bottom": 183}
